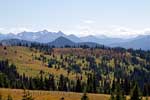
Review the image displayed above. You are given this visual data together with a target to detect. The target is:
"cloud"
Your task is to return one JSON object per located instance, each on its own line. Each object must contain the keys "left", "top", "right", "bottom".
{"left": 1, "top": 25, "right": 150, "bottom": 39}
{"left": 9, "top": 28, "right": 31, "bottom": 34}
{"left": 100, "top": 26, "right": 147, "bottom": 38}
{"left": 0, "top": 27, "right": 34, "bottom": 34}
{"left": 70, "top": 24, "right": 150, "bottom": 38}
{"left": 83, "top": 20, "right": 95, "bottom": 24}
{"left": 74, "top": 25, "right": 95, "bottom": 37}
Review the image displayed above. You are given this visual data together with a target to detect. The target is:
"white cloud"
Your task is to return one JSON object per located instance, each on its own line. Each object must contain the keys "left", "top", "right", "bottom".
{"left": 70, "top": 24, "right": 150, "bottom": 38}
{"left": 0, "top": 27, "right": 36, "bottom": 34}
{"left": 9, "top": 27, "right": 31, "bottom": 34}
{"left": 0, "top": 27, "right": 27, "bottom": 34}
{"left": 103, "top": 26, "right": 140, "bottom": 38}
{"left": 73, "top": 25, "right": 95, "bottom": 37}
{"left": 0, "top": 25, "right": 150, "bottom": 39}
{"left": 83, "top": 20, "right": 95, "bottom": 24}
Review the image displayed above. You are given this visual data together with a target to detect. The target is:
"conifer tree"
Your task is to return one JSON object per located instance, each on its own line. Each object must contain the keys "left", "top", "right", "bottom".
{"left": 109, "top": 93, "right": 115, "bottom": 100}
{"left": 130, "top": 84, "right": 142, "bottom": 100}
{"left": 0, "top": 93, "right": 2, "bottom": 100}
{"left": 7, "top": 94, "right": 13, "bottom": 100}
{"left": 76, "top": 78, "right": 82, "bottom": 92}
{"left": 81, "top": 93, "right": 89, "bottom": 100}
{"left": 22, "top": 89, "right": 34, "bottom": 100}
{"left": 110, "top": 84, "right": 126, "bottom": 100}
{"left": 115, "top": 84, "right": 125, "bottom": 100}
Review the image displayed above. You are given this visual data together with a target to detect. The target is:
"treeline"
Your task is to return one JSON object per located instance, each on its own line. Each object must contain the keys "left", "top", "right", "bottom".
{"left": 0, "top": 60, "right": 99, "bottom": 93}
{"left": 0, "top": 59, "right": 150, "bottom": 98}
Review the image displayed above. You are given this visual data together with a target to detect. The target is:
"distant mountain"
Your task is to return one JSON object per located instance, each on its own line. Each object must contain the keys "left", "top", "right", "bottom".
{"left": 0, "top": 33, "right": 17, "bottom": 40}
{"left": 111, "top": 35, "right": 150, "bottom": 50}
{"left": 0, "top": 30, "right": 124, "bottom": 45}
{"left": 66, "top": 34, "right": 81, "bottom": 43}
{"left": 17, "top": 30, "right": 65, "bottom": 43}
{"left": 0, "top": 30, "right": 150, "bottom": 50}
{"left": 0, "top": 36, "right": 103, "bottom": 48}
{"left": 0, "top": 39, "right": 34, "bottom": 46}
{"left": 77, "top": 42, "right": 102, "bottom": 48}
{"left": 49, "top": 36, "right": 102, "bottom": 48}
{"left": 49, "top": 36, "right": 76, "bottom": 47}
{"left": 80, "top": 35, "right": 125, "bottom": 45}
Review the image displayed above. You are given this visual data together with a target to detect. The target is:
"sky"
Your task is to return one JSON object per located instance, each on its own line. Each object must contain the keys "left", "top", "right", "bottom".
{"left": 0, "top": 0, "right": 150, "bottom": 38}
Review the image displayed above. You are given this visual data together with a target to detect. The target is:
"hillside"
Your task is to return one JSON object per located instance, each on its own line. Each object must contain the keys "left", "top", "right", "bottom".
{"left": 49, "top": 36, "right": 76, "bottom": 47}
{"left": 111, "top": 35, "right": 150, "bottom": 50}
{"left": 0, "top": 46, "right": 78, "bottom": 79}
{"left": 0, "top": 88, "right": 110, "bottom": 100}
{"left": 0, "top": 45, "right": 150, "bottom": 99}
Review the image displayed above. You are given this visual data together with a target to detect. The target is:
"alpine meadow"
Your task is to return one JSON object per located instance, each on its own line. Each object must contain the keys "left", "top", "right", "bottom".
{"left": 0, "top": 0, "right": 150, "bottom": 100}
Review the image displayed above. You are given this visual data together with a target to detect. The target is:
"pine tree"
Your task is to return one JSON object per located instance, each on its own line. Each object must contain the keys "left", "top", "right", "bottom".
{"left": 111, "top": 80, "right": 116, "bottom": 93}
{"left": 110, "top": 84, "right": 126, "bottom": 100}
{"left": 7, "top": 94, "right": 13, "bottom": 100}
{"left": 130, "top": 84, "right": 142, "bottom": 100}
{"left": 39, "top": 70, "right": 45, "bottom": 89}
{"left": 124, "top": 78, "right": 130, "bottom": 95}
{"left": 60, "top": 97, "right": 65, "bottom": 100}
{"left": 22, "top": 89, "right": 34, "bottom": 100}
{"left": 76, "top": 78, "right": 82, "bottom": 92}
{"left": 0, "top": 93, "right": 2, "bottom": 100}
{"left": 58, "top": 74, "right": 68, "bottom": 91}
{"left": 81, "top": 93, "right": 89, "bottom": 100}
{"left": 109, "top": 93, "right": 115, "bottom": 100}
{"left": 115, "top": 84, "right": 125, "bottom": 100}
{"left": 145, "top": 96, "right": 148, "bottom": 100}
{"left": 92, "top": 73, "right": 97, "bottom": 93}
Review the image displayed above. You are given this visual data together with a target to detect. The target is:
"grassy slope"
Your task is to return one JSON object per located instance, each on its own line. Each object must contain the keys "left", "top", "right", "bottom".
{"left": 0, "top": 46, "right": 76, "bottom": 78}
{"left": 0, "top": 88, "right": 110, "bottom": 100}
{"left": 0, "top": 46, "right": 150, "bottom": 100}
{"left": 0, "top": 88, "right": 149, "bottom": 100}
{"left": 0, "top": 46, "right": 100, "bottom": 80}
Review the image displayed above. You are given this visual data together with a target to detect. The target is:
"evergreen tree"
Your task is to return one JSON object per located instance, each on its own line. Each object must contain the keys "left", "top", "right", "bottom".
{"left": 110, "top": 84, "right": 126, "bottom": 100}
{"left": 92, "top": 73, "right": 97, "bottom": 93}
{"left": 58, "top": 74, "right": 68, "bottom": 91}
{"left": 7, "top": 94, "right": 13, "bottom": 100}
{"left": 81, "top": 93, "right": 89, "bottom": 100}
{"left": 145, "top": 96, "right": 148, "bottom": 100}
{"left": 115, "top": 84, "right": 126, "bottom": 100}
{"left": 22, "top": 90, "right": 34, "bottom": 100}
{"left": 109, "top": 93, "right": 115, "bottom": 100}
{"left": 0, "top": 93, "right": 2, "bottom": 100}
{"left": 124, "top": 78, "right": 130, "bottom": 95}
{"left": 111, "top": 80, "right": 116, "bottom": 93}
{"left": 130, "top": 84, "right": 142, "bottom": 100}
{"left": 76, "top": 78, "right": 82, "bottom": 92}
{"left": 39, "top": 70, "right": 45, "bottom": 90}
{"left": 143, "top": 83, "right": 148, "bottom": 96}
{"left": 60, "top": 97, "right": 65, "bottom": 100}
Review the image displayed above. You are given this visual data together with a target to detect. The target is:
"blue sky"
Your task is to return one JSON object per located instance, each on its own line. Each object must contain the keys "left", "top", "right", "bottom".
{"left": 0, "top": 0, "right": 150, "bottom": 38}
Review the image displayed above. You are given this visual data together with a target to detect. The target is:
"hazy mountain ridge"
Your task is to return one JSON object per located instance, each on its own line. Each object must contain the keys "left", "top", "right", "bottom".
{"left": 0, "top": 30, "right": 124, "bottom": 44}
{"left": 0, "top": 30, "right": 150, "bottom": 50}
{"left": 0, "top": 36, "right": 103, "bottom": 48}
{"left": 111, "top": 35, "right": 150, "bottom": 50}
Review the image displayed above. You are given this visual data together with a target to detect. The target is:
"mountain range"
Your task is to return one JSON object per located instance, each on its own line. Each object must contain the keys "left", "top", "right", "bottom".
{"left": 0, "top": 30, "right": 150, "bottom": 50}
{"left": 0, "top": 30, "right": 125, "bottom": 44}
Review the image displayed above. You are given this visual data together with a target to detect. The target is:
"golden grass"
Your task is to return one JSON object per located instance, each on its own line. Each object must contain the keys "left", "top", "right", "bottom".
{"left": 0, "top": 46, "right": 76, "bottom": 79}
{"left": 0, "top": 88, "right": 150, "bottom": 100}
{"left": 0, "top": 46, "right": 94, "bottom": 81}
{"left": 0, "top": 88, "right": 110, "bottom": 100}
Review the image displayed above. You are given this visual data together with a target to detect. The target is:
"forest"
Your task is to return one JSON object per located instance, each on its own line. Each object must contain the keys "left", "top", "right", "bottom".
{"left": 0, "top": 43, "right": 150, "bottom": 100}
